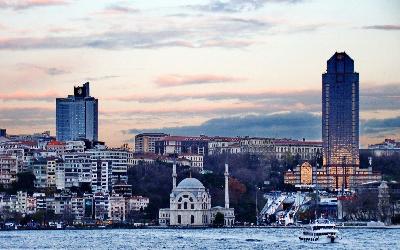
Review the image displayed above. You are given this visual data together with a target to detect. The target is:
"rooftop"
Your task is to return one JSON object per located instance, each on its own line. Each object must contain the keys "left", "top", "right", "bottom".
{"left": 176, "top": 178, "right": 205, "bottom": 190}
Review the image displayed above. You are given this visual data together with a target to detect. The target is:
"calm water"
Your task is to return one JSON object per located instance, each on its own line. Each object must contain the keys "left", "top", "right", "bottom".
{"left": 0, "top": 228, "right": 399, "bottom": 249}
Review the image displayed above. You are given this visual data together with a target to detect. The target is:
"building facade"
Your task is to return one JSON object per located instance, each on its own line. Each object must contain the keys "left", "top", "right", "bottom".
{"left": 368, "top": 139, "right": 400, "bottom": 157}
{"left": 134, "top": 133, "right": 168, "bottom": 154}
{"left": 274, "top": 139, "right": 322, "bottom": 161}
{"left": 155, "top": 136, "right": 209, "bottom": 156}
{"left": 322, "top": 52, "right": 359, "bottom": 167}
{"left": 159, "top": 162, "right": 234, "bottom": 227}
{"left": 56, "top": 82, "right": 98, "bottom": 142}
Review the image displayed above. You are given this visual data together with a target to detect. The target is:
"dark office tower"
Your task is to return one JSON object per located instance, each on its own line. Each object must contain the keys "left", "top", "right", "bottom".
{"left": 56, "top": 82, "right": 98, "bottom": 142}
{"left": 322, "top": 52, "right": 359, "bottom": 168}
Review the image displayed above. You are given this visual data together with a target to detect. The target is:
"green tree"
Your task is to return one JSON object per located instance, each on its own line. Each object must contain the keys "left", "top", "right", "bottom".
{"left": 12, "top": 171, "right": 36, "bottom": 194}
{"left": 32, "top": 210, "right": 46, "bottom": 225}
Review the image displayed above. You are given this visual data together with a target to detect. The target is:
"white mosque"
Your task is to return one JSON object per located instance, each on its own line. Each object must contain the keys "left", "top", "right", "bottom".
{"left": 159, "top": 163, "right": 235, "bottom": 227}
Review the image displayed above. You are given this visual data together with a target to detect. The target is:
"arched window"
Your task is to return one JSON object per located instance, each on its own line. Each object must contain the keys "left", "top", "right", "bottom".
{"left": 191, "top": 215, "right": 195, "bottom": 224}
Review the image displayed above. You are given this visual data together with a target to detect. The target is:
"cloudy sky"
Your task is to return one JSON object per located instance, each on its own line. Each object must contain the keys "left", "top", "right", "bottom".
{"left": 0, "top": 0, "right": 399, "bottom": 147}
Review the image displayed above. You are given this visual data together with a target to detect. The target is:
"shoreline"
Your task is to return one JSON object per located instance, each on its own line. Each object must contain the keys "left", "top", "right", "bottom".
{"left": 2, "top": 225, "right": 400, "bottom": 231}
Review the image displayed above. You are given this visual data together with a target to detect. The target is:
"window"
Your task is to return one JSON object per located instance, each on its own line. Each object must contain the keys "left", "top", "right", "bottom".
{"left": 191, "top": 204, "right": 194, "bottom": 209}
{"left": 191, "top": 215, "right": 194, "bottom": 224}
{"left": 178, "top": 215, "right": 181, "bottom": 224}
{"left": 178, "top": 204, "right": 181, "bottom": 209}
{"left": 184, "top": 202, "right": 187, "bottom": 209}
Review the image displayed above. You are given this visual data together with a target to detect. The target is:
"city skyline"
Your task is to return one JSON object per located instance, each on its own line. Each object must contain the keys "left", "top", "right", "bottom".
{"left": 0, "top": 0, "right": 399, "bottom": 147}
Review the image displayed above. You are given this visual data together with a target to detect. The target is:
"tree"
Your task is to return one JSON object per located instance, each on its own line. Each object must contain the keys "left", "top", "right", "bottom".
{"left": 11, "top": 171, "right": 36, "bottom": 194}
{"left": 213, "top": 212, "right": 224, "bottom": 227}
{"left": 32, "top": 210, "right": 46, "bottom": 225}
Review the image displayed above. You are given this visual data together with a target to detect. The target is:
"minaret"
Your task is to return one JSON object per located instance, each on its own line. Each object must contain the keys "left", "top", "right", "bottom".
{"left": 224, "top": 163, "right": 229, "bottom": 209}
{"left": 172, "top": 159, "right": 177, "bottom": 189}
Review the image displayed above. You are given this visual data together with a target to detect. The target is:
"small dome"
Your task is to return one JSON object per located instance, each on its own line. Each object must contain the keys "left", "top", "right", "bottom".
{"left": 176, "top": 178, "right": 205, "bottom": 189}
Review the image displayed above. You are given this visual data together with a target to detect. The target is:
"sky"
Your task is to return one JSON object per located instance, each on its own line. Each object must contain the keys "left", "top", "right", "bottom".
{"left": 0, "top": 0, "right": 399, "bottom": 148}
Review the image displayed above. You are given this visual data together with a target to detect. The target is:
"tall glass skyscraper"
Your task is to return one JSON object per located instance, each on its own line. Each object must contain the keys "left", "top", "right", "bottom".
{"left": 322, "top": 52, "right": 359, "bottom": 168}
{"left": 56, "top": 82, "right": 98, "bottom": 142}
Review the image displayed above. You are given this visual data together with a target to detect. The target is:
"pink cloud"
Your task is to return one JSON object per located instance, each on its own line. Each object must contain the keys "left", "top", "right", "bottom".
{"left": 101, "top": 102, "right": 263, "bottom": 116}
{"left": 94, "top": 4, "right": 139, "bottom": 16}
{"left": 109, "top": 88, "right": 319, "bottom": 102}
{"left": 0, "top": 0, "right": 67, "bottom": 10}
{"left": 0, "top": 91, "right": 59, "bottom": 101}
{"left": 154, "top": 74, "right": 246, "bottom": 87}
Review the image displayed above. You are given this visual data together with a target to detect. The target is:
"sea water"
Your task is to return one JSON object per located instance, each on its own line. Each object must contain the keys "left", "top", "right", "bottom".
{"left": 1, "top": 228, "right": 399, "bottom": 249}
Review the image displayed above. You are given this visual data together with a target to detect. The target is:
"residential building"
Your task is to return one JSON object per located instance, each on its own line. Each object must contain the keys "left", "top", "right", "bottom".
{"left": 46, "top": 140, "right": 66, "bottom": 156}
{"left": 91, "top": 160, "right": 112, "bottom": 193}
{"left": 155, "top": 135, "right": 210, "bottom": 156}
{"left": 87, "top": 149, "right": 128, "bottom": 188}
{"left": 65, "top": 140, "right": 86, "bottom": 152}
{"left": 368, "top": 139, "right": 400, "bottom": 157}
{"left": 274, "top": 139, "right": 322, "bottom": 161}
{"left": 127, "top": 196, "right": 149, "bottom": 212}
{"left": 0, "top": 194, "right": 17, "bottom": 213}
{"left": 56, "top": 82, "right": 98, "bottom": 142}
{"left": 0, "top": 153, "right": 18, "bottom": 187}
{"left": 208, "top": 137, "right": 241, "bottom": 155}
{"left": 178, "top": 154, "right": 204, "bottom": 170}
{"left": 94, "top": 192, "right": 109, "bottom": 221}
{"left": 240, "top": 137, "right": 274, "bottom": 155}
{"left": 109, "top": 195, "right": 126, "bottom": 222}
{"left": 134, "top": 133, "right": 168, "bottom": 153}
{"left": 63, "top": 153, "right": 92, "bottom": 189}
{"left": 15, "top": 191, "right": 27, "bottom": 214}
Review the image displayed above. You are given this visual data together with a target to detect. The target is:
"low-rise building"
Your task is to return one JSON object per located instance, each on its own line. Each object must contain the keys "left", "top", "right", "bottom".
{"left": 127, "top": 196, "right": 149, "bottom": 212}
{"left": 109, "top": 195, "right": 126, "bottom": 222}
{"left": 368, "top": 139, "right": 400, "bottom": 157}
{"left": 274, "top": 139, "right": 322, "bottom": 161}
{"left": 178, "top": 154, "right": 204, "bottom": 170}
{"left": 284, "top": 162, "right": 382, "bottom": 191}
{"left": 208, "top": 137, "right": 241, "bottom": 155}
{"left": 240, "top": 137, "right": 274, "bottom": 155}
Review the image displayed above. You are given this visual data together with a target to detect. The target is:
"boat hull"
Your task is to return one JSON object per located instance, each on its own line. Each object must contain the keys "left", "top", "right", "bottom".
{"left": 299, "top": 235, "right": 339, "bottom": 244}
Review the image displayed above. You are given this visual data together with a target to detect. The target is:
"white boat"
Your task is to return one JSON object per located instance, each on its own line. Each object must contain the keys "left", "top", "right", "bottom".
{"left": 299, "top": 219, "right": 341, "bottom": 243}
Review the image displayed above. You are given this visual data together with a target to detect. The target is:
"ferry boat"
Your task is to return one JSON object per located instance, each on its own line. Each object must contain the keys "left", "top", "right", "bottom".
{"left": 299, "top": 219, "right": 341, "bottom": 243}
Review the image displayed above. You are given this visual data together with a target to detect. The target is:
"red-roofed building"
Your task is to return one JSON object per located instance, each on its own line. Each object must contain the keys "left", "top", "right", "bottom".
{"left": 46, "top": 140, "right": 66, "bottom": 156}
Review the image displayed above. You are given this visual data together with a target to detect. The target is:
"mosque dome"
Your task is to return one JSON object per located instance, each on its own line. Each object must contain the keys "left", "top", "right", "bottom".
{"left": 176, "top": 178, "right": 205, "bottom": 190}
